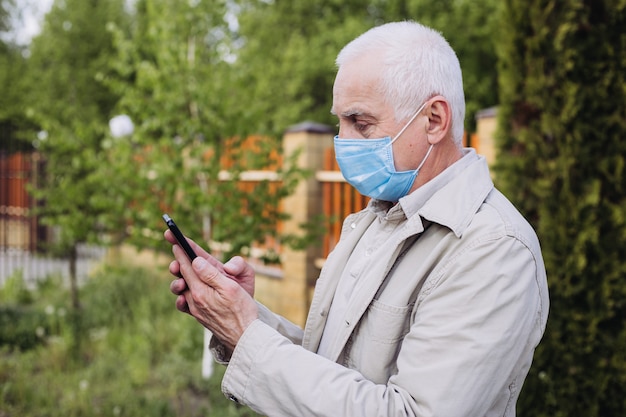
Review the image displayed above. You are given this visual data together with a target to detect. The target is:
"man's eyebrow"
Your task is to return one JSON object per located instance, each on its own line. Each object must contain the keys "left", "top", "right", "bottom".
{"left": 330, "top": 108, "right": 367, "bottom": 118}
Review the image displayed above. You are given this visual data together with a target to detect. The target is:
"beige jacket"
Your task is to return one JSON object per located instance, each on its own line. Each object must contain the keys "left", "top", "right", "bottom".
{"left": 218, "top": 150, "right": 549, "bottom": 417}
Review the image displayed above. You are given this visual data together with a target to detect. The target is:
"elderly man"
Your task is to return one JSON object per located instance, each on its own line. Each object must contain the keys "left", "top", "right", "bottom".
{"left": 166, "top": 21, "right": 549, "bottom": 417}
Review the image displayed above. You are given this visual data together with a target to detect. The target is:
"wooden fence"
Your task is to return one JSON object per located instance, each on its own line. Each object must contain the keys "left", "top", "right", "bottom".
{"left": 0, "top": 151, "right": 46, "bottom": 253}
{"left": 0, "top": 151, "right": 106, "bottom": 287}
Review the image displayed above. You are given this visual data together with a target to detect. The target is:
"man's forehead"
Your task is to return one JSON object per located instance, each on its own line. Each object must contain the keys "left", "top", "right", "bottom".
{"left": 331, "top": 76, "right": 383, "bottom": 117}
{"left": 331, "top": 85, "right": 385, "bottom": 119}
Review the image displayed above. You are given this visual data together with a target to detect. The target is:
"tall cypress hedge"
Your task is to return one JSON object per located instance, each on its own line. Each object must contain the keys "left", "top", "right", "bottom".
{"left": 495, "top": 1, "right": 626, "bottom": 415}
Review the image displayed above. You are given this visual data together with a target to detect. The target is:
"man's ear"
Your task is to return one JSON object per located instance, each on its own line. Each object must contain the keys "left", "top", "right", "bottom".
{"left": 425, "top": 96, "right": 452, "bottom": 145}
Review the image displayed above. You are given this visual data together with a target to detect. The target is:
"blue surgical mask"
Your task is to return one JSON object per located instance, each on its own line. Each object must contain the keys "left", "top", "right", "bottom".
{"left": 334, "top": 102, "right": 433, "bottom": 202}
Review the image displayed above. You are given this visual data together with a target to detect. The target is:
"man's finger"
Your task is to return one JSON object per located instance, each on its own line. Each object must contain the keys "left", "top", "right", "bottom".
{"left": 175, "top": 294, "right": 190, "bottom": 314}
{"left": 165, "top": 229, "right": 231, "bottom": 274}
{"left": 169, "top": 259, "right": 183, "bottom": 278}
{"left": 192, "top": 257, "right": 222, "bottom": 286}
{"left": 223, "top": 256, "right": 246, "bottom": 276}
{"left": 174, "top": 245, "right": 222, "bottom": 294}
{"left": 170, "top": 277, "right": 187, "bottom": 295}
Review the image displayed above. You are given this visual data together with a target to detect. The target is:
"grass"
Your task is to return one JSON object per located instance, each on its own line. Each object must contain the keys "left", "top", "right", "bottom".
{"left": 0, "top": 263, "right": 262, "bottom": 417}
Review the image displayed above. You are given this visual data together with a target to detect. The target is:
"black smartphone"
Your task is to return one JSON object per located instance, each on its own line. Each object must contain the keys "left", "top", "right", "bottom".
{"left": 162, "top": 214, "right": 198, "bottom": 260}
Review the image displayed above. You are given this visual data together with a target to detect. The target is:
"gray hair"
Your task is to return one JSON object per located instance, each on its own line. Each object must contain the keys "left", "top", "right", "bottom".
{"left": 336, "top": 21, "right": 466, "bottom": 146}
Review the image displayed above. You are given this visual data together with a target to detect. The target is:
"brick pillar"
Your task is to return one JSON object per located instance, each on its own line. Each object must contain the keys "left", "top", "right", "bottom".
{"left": 279, "top": 121, "right": 335, "bottom": 326}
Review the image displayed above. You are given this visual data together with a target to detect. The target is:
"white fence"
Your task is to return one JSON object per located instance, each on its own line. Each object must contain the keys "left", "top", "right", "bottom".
{"left": 0, "top": 245, "right": 107, "bottom": 289}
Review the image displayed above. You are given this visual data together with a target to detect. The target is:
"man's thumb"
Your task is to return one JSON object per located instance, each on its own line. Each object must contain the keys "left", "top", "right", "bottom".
{"left": 224, "top": 256, "right": 245, "bottom": 276}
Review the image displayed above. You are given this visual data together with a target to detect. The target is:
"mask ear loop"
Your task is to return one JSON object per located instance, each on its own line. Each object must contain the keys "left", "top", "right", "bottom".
{"left": 414, "top": 144, "right": 434, "bottom": 174}
{"left": 389, "top": 101, "right": 433, "bottom": 174}
{"left": 390, "top": 101, "right": 428, "bottom": 145}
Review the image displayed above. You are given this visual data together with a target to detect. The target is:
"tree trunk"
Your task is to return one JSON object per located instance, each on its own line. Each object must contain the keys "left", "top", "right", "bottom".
{"left": 69, "top": 243, "right": 80, "bottom": 310}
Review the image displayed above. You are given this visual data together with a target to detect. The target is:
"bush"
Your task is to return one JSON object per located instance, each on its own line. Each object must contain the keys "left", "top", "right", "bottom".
{"left": 0, "top": 269, "right": 33, "bottom": 305}
{"left": 496, "top": 0, "right": 626, "bottom": 415}
{"left": 0, "top": 263, "right": 261, "bottom": 416}
{"left": 0, "top": 306, "right": 49, "bottom": 350}
{"left": 0, "top": 271, "right": 59, "bottom": 351}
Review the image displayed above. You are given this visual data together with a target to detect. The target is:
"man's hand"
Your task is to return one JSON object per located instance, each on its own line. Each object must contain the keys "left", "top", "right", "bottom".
{"left": 165, "top": 229, "right": 256, "bottom": 297}
{"left": 165, "top": 230, "right": 259, "bottom": 350}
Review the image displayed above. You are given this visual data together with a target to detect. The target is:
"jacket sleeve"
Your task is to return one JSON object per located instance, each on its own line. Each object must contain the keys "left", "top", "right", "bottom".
{"left": 255, "top": 302, "right": 304, "bottom": 345}
{"left": 219, "top": 232, "right": 548, "bottom": 417}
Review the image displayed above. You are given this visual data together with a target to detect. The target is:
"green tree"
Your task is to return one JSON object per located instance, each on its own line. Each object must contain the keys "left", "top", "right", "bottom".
{"left": 230, "top": 0, "right": 373, "bottom": 136}
{"left": 232, "top": 0, "right": 500, "bottom": 136}
{"left": 25, "top": 0, "right": 130, "bottom": 309}
{"left": 0, "top": 0, "right": 34, "bottom": 152}
{"left": 495, "top": 0, "right": 626, "bottom": 415}
{"left": 104, "top": 0, "right": 306, "bottom": 260}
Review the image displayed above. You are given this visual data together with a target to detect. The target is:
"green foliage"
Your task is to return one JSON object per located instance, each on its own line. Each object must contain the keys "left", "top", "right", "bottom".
{"left": 0, "top": 264, "right": 261, "bottom": 416}
{"left": 0, "top": 0, "right": 34, "bottom": 152}
{"left": 232, "top": 0, "right": 368, "bottom": 135}
{"left": 102, "top": 0, "right": 310, "bottom": 260}
{"left": 234, "top": 0, "right": 500, "bottom": 135}
{"left": 0, "top": 306, "right": 49, "bottom": 350}
{"left": 495, "top": 0, "right": 626, "bottom": 415}
{"left": 0, "top": 0, "right": 10, "bottom": 32}
{"left": 24, "top": 0, "right": 131, "bottom": 256}
{"left": 0, "top": 269, "right": 33, "bottom": 304}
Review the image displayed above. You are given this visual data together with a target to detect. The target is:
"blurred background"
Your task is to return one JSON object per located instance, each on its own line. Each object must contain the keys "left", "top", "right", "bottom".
{"left": 1, "top": 0, "right": 625, "bottom": 416}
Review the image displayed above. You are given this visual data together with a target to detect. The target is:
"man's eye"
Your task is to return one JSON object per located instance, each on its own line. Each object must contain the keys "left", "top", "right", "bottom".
{"left": 354, "top": 122, "right": 368, "bottom": 132}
